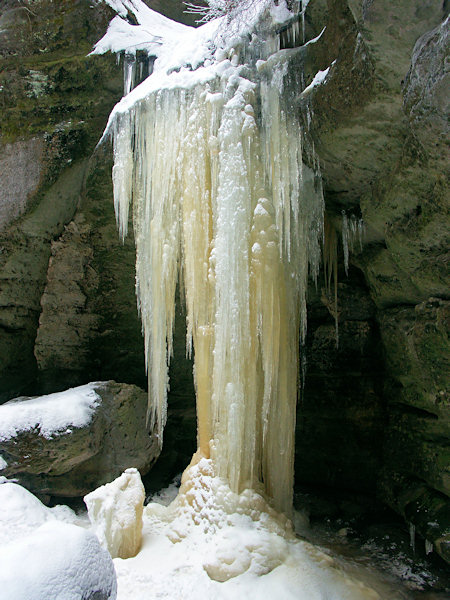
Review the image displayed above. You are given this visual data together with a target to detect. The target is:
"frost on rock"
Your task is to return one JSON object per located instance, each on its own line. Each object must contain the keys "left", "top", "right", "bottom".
{"left": 301, "top": 60, "right": 336, "bottom": 96}
{"left": 85, "top": 468, "right": 145, "bottom": 559}
{"left": 0, "top": 521, "right": 117, "bottom": 600}
{"left": 99, "top": 0, "right": 325, "bottom": 518}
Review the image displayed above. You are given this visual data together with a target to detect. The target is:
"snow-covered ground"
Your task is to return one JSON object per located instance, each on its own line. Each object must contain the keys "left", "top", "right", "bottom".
{"left": 0, "top": 480, "right": 115, "bottom": 600}
{"left": 2, "top": 469, "right": 445, "bottom": 600}
{"left": 0, "top": 469, "right": 385, "bottom": 600}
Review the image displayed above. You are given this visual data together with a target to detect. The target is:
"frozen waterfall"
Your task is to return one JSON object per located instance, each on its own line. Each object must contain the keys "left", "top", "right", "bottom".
{"left": 101, "top": 0, "right": 323, "bottom": 517}
{"left": 85, "top": 2, "right": 386, "bottom": 597}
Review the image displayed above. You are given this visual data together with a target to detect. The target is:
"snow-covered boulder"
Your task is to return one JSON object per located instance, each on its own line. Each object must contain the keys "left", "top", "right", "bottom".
{"left": 0, "top": 520, "right": 117, "bottom": 600}
{"left": 0, "top": 479, "right": 80, "bottom": 545}
{"left": 0, "top": 381, "right": 160, "bottom": 497}
{"left": 0, "top": 479, "right": 117, "bottom": 598}
{"left": 85, "top": 468, "right": 145, "bottom": 559}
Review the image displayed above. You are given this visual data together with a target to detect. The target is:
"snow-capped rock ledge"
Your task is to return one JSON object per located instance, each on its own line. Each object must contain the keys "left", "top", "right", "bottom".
{"left": 0, "top": 381, "right": 160, "bottom": 497}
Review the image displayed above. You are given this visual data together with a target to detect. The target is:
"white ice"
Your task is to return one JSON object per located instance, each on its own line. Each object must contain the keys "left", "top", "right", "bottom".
{"left": 85, "top": 468, "right": 145, "bottom": 559}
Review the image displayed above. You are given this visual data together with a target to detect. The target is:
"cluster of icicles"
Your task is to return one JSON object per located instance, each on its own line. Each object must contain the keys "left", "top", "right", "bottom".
{"left": 110, "top": 33, "right": 324, "bottom": 517}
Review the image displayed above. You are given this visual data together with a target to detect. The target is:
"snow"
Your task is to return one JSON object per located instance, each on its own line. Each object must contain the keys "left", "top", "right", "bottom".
{"left": 93, "top": 0, "right": 221, "bottom": 68}
{"left": 0, "top": 481, "right": 81, "bottom": 546}
{"left": 93, "top": 0, "right": 305, "bottom": 116}
{"left": 0, "top": 521, "right": 117, "bottom": 600}
{"left": 270, "top": 1, "right": 293, "bottom": 24}
{"left": 0, "top": 454, "right": 7, "bottom": 470}
{"left": 0, "top": 383, "right": 101, "bottom": 441}
{"left": 0, "top": 481, "right": 114, "bottom": 600}
{"left": 109, "top": 460, "right": 381, "bottom": 599}
{"left": 0, "top": 476, "right": 439, "bottom": 600}
{"left": 301, "top": 61, "right": 336, "bottom": 95}
{"left": 303, "top": 25, "right": 326, "bottom": 48}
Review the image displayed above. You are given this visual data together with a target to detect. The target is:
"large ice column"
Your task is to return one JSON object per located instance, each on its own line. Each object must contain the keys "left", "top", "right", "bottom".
{"left": 110, "top": 26, "right": 323, "bottom": 515}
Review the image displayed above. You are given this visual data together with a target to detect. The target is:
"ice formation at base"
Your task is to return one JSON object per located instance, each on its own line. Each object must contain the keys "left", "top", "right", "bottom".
{"left": 85, "top": 467, "right": 145, "bottom": 559}
{"left": 100, "top": 0, "right": 323, "bottom": 517}
{"left": 108, "top": 460, "right": 380, "bottom": 599}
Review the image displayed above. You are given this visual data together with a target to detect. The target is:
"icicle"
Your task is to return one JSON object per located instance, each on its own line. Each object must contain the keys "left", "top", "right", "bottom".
{"left": 409, "top": 522, "right": 416, "bottom": 553}
{"left": 341, "top": 211, "right": 365, "bottom": 276}
{"left": 300, "top": 0, "right": 311, "bottom": 44}
{"left": 425, "top": 539, "right": 433, "bottom": 555}
{"left": 123, "top": 53, "right": 136, "bottom": 95}
{"left": 342, "top": 211, "right": 349, "bottom": 276}
{"left": 357, "top": 217, "right": 365, "bottom": 250}
{"left": 323, "top": 215, "right": 339, "bottom": 348}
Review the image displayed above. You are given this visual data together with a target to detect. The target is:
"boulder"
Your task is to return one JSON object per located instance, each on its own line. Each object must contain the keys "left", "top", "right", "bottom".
{"left": 0, "top": 381, "right": 160, "bottom": 497}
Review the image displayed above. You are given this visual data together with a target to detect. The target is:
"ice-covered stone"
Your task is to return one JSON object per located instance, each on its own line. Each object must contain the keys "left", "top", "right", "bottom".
{"left": 85, "top": 468, "right": 145, "bottom": 559}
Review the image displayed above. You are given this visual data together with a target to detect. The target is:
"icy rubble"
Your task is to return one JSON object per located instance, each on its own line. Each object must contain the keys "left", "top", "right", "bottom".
{"left": 110, "top": 460, "right": 381, "bottom": 599}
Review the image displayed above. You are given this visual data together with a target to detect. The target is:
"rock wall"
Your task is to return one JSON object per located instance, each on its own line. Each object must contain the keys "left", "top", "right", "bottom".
{"left": 0, "top": 0, "right": 448, "bottom": 561}
{"left": 298, "top": 0, "right": 449, "bottom": 561}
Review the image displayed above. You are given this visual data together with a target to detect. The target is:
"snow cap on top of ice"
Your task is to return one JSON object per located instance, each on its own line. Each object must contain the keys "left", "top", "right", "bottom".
{"left": 94, "top": 0, "right": 190, "bottom": 56}
{"left": 93, "top": 1, "right": 297, "bottom": 87}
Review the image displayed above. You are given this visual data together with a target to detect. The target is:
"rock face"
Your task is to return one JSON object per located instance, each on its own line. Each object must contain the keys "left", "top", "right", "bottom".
{"left": 0, "top": 381, "right": 160, "bottom": 497}
{"left": 296, "top": 268, "right": 385, "bottom": 495}
{"left": 0, "top": 137, "right": 45, "bottom": 230}
{"left": 0, "top": 0, "right": 448, "bottom": 564}
{"left": 297, "top": 0, "right": 449, "bottom": 562}
{"left": 0, "top": 0, "right": 123, "bottom": 401}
